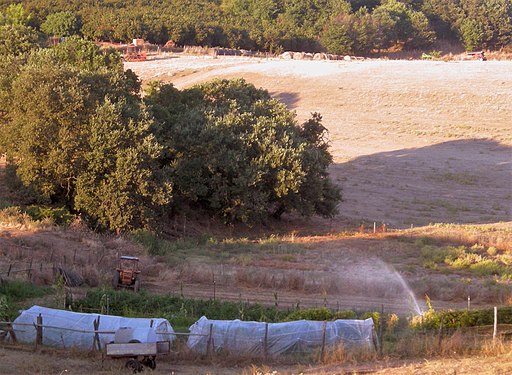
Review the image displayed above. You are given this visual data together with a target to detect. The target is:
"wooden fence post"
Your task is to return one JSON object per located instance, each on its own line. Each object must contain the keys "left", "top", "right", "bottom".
{"left": 493, "top": 306, "right": 498, "bottom": 341}
{"left": 378, "top": 304, "right": 384, "bottom": 357}
{"left": 28, "top": 259, "right": 33, "bottom": 280}
{"left": 206, "top": 324, "right": 214, "bottom": 359}
{"left": 6, "top": 321, "right": 17, "bottom": 343}
{"left": 93, "top": 316, "right": 101, "bottom": 351}
{"left": 35, "top": 314, "right": 43, "bottom": 348}
{"left": 437, "top": 317, "right": 444, "bottom": 353}
{"left": 320, "top": 321, "right": 327, "bottom": 363}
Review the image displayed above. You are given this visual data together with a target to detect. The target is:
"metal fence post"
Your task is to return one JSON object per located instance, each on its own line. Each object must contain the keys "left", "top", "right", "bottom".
{"left": 263, "top": 323, "right": 269, "bottom": 361}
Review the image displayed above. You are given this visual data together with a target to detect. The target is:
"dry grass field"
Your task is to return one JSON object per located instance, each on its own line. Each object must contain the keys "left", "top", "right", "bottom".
{"left": 128, "top": 55, "right": 512, "bottom": 228}
{"left": 1, "top": 54, "right": 511, "bottom": 374}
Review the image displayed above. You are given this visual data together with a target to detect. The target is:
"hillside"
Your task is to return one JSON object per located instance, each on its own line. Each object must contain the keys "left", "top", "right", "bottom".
{"left": 1, "top": 54, "right": 511, "bottom": 374}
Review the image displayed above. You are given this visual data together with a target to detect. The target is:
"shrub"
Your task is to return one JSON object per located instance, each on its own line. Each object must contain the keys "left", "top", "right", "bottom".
{"left": 470, "top": 260, "right": 509, "bottom": 277}
{"left": 411, "top": 306, "right": 512, "bottom": 330}
{"left": 24, "top": 205, "right": 74, "bottom": 226}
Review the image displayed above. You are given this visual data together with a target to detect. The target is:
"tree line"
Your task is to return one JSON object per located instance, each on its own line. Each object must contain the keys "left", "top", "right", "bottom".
{"left": 1, "top": 0, "right": 511, "bottom": 55}
{"left": 0, "top": 36, "right": 341, "bottom": 232}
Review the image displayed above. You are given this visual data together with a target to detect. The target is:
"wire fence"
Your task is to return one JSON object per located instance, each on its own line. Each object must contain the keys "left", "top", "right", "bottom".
{"left": 1, "top": 310, "right": 512, "bottom": 361}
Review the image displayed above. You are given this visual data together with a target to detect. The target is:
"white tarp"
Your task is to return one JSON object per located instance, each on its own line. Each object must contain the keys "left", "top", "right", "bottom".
{"left": 187, "top": 316, "right": 375, "bottom": 356}
{"left": 10, "top": 305, "right": 175, "bottom": 349}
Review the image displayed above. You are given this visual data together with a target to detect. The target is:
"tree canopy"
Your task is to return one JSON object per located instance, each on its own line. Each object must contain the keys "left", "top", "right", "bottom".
{"left": 0, "top": 36, "right": 341, "bottom": 231}
{"left": 146, "top": 79, "right": 341, "bottom": 223}
{"left": 1, "top": 0, "right": 510, "bottom": 54}
{"left": 0, "top": 37, "right": 170, "bottom": 231}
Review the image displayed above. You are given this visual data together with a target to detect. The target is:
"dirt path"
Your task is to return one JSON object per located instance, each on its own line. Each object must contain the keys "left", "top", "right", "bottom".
{"left": 127, "top": 56, "right": 512, "bottom": 228}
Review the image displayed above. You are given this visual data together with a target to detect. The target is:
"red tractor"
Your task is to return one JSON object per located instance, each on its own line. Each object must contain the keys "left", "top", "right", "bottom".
{"left": 113, "top": 256, "right": 141, "bottom": 292}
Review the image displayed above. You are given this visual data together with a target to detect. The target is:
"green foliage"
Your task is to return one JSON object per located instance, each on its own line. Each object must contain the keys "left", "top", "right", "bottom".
{"left": 147, "top": 79, "right": 341, "bottom": 224}
{"left": 321, "top": 14, "right": 354, "bottom": 54}
{"left": 0, "top": 280, "right": 53, "bottom": 320}
{"left": 0, "top": 24, "right": 40, "bottom": 56}
{"left": 74, "top": 289, "right": 290, "bottom": 328}
{"left": 41, "top": 11, "right": 81, "bottom": 38}
{"left": 8, "top": 0, "right": 501, "bottom": 54}
{"left": 131, "top": 229, "right": 178, "bottom": 256}
{"left": 24, "top": 205, "right": 74, "bottom": 226}
{"left": 285, "top": 307, "right": 336, "bottom": 321}
{"left": 73, "top": 98, "right": 170, "bottom": 231}
{"left": 411, "top": 306, "right": 512, "bottom": 330}
{"left": 0, "top": 4, "right": 40, "bottom": 57}
{"left": 0, "top": 4, "right": 33, "bottom": 26}
{"left": 0, "top": 295, "right": 8, "bottom": 320}
{"left": 0, "top": 280, "right": 51, "bottom": 301}
{"left": 285, "top": 307, "right": 359, "bottom": 321}
{"left": 75, "top": 290, "right": 376, "bottom": 331}
{"left": 0, "top": 37, "right": 169, "bottom": 232}
{"left": 421, "top": 243, "right": 511, "bottom": 278}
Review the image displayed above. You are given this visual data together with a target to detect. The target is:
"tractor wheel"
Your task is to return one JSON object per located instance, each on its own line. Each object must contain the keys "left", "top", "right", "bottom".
{"left": 125, "top": 359, "right": 143, "bottom": 373}
{"left": 142, "top": 357, "right": 156, "bottom": 370}
{"left": 112, "top": 271, "right": 120, "bottom": 290}
{"left": 133, "top": 277, "right": 141, "bottom": 293}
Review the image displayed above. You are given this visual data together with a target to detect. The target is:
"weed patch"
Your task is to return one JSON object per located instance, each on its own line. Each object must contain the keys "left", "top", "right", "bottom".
{"left": 0, "top": 280, "right": 53, "bottom": 320}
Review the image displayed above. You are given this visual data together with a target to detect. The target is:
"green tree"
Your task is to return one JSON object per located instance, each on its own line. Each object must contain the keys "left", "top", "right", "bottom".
{"left": 74, "top": 99, "right": 170, "bottom": 231}
{"left": 457, "top": 0, "right": 511, "bottom": 50}
{"left": 0, "top": 4, "right": 39, "bottom": 57}
{"left": 40, "top": 11, "right": 80, "bottom": 38}
{"left": 147, "top": 79, "right": 341, "bottom": 223}
{"left": 0, "top": 24, "right": 40, "bottom": 56}
{"left": 0, "top": 38, "right": 168, "bottom": 231}
{"left": 0, "top": 4, "right": 33, "bottom": 26}
{"left": 320, "top": 13, "right": 354, "bottom": 54}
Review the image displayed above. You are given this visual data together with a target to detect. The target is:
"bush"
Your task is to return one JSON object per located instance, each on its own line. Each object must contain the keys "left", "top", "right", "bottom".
{"left": 410, "top": 306, "right": 512, "bottom": 330}
{"left": 470, "top": 260, "right": 509, "bottom": 276}
{"left": 131, "top": 229, "right": 175, "bottom": 256}
{"left": 24, "top": 205, "right": 74, "bottom": 226}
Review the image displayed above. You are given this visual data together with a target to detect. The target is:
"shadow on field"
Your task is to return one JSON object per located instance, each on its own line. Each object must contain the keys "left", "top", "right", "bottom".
{"left": 332, "top": 138, "right": 512, "bottom": 227}
{"left": 271, "top": 91, "right": 300, "bottom": 109}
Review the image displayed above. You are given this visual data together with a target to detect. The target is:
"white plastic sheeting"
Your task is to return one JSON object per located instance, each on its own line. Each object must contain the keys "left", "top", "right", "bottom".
{"left": 187, "top": 316, "right": 375, "bottom": 356}
{"left": 10, "top": 305, "right": 175, "bottom": 349}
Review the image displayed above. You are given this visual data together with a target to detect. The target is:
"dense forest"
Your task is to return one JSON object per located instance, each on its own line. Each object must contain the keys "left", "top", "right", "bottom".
{"left": 1, "top": 0, "right": 511, "bottom": 55}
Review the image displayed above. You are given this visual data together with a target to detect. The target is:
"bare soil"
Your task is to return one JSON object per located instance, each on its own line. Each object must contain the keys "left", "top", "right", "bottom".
{"left": 127, "top": 55, "right": 512, "bottom": 228}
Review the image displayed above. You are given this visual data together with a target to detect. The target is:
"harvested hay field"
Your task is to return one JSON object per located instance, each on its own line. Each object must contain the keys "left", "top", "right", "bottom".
{"left": 127, "top": 56, "right": 512, "bottom": 229}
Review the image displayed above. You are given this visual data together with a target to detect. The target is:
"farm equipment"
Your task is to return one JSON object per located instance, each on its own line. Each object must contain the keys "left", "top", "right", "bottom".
{"left": 123, "top": 44, "right": 147, "bottom": 62}
{"left": 467, "top": 51, "right": 486, "bottom": 61}
{"left": 106, "top": 327, "right": 170, "bottom": 373}
{"left": 112, "top": 256, "right": 141, "bottom": 292}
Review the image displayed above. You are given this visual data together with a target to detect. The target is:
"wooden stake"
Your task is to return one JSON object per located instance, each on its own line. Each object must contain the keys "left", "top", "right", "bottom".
{"left": 493, "top": 306, "right": 498, "bottom": 341}
{"left": 35, "top": 314, "right": 43, "bottom": 348}
{"left": 438, "top": 317, "right": 444, "bottom": 352}
{"left": 320, "top": 321, "right": 327, "bottom": 362}
{"left": 378, "top": 304, "right": 384, "bottom": 357}
{"left": 207, "top": 324, "right": 213, "bottom": 358}
{"left": 93, "top": 316, "right": 101, "bottom": 351}
{"left": 6, "top": 321, "right": 17, "bottom": 343}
